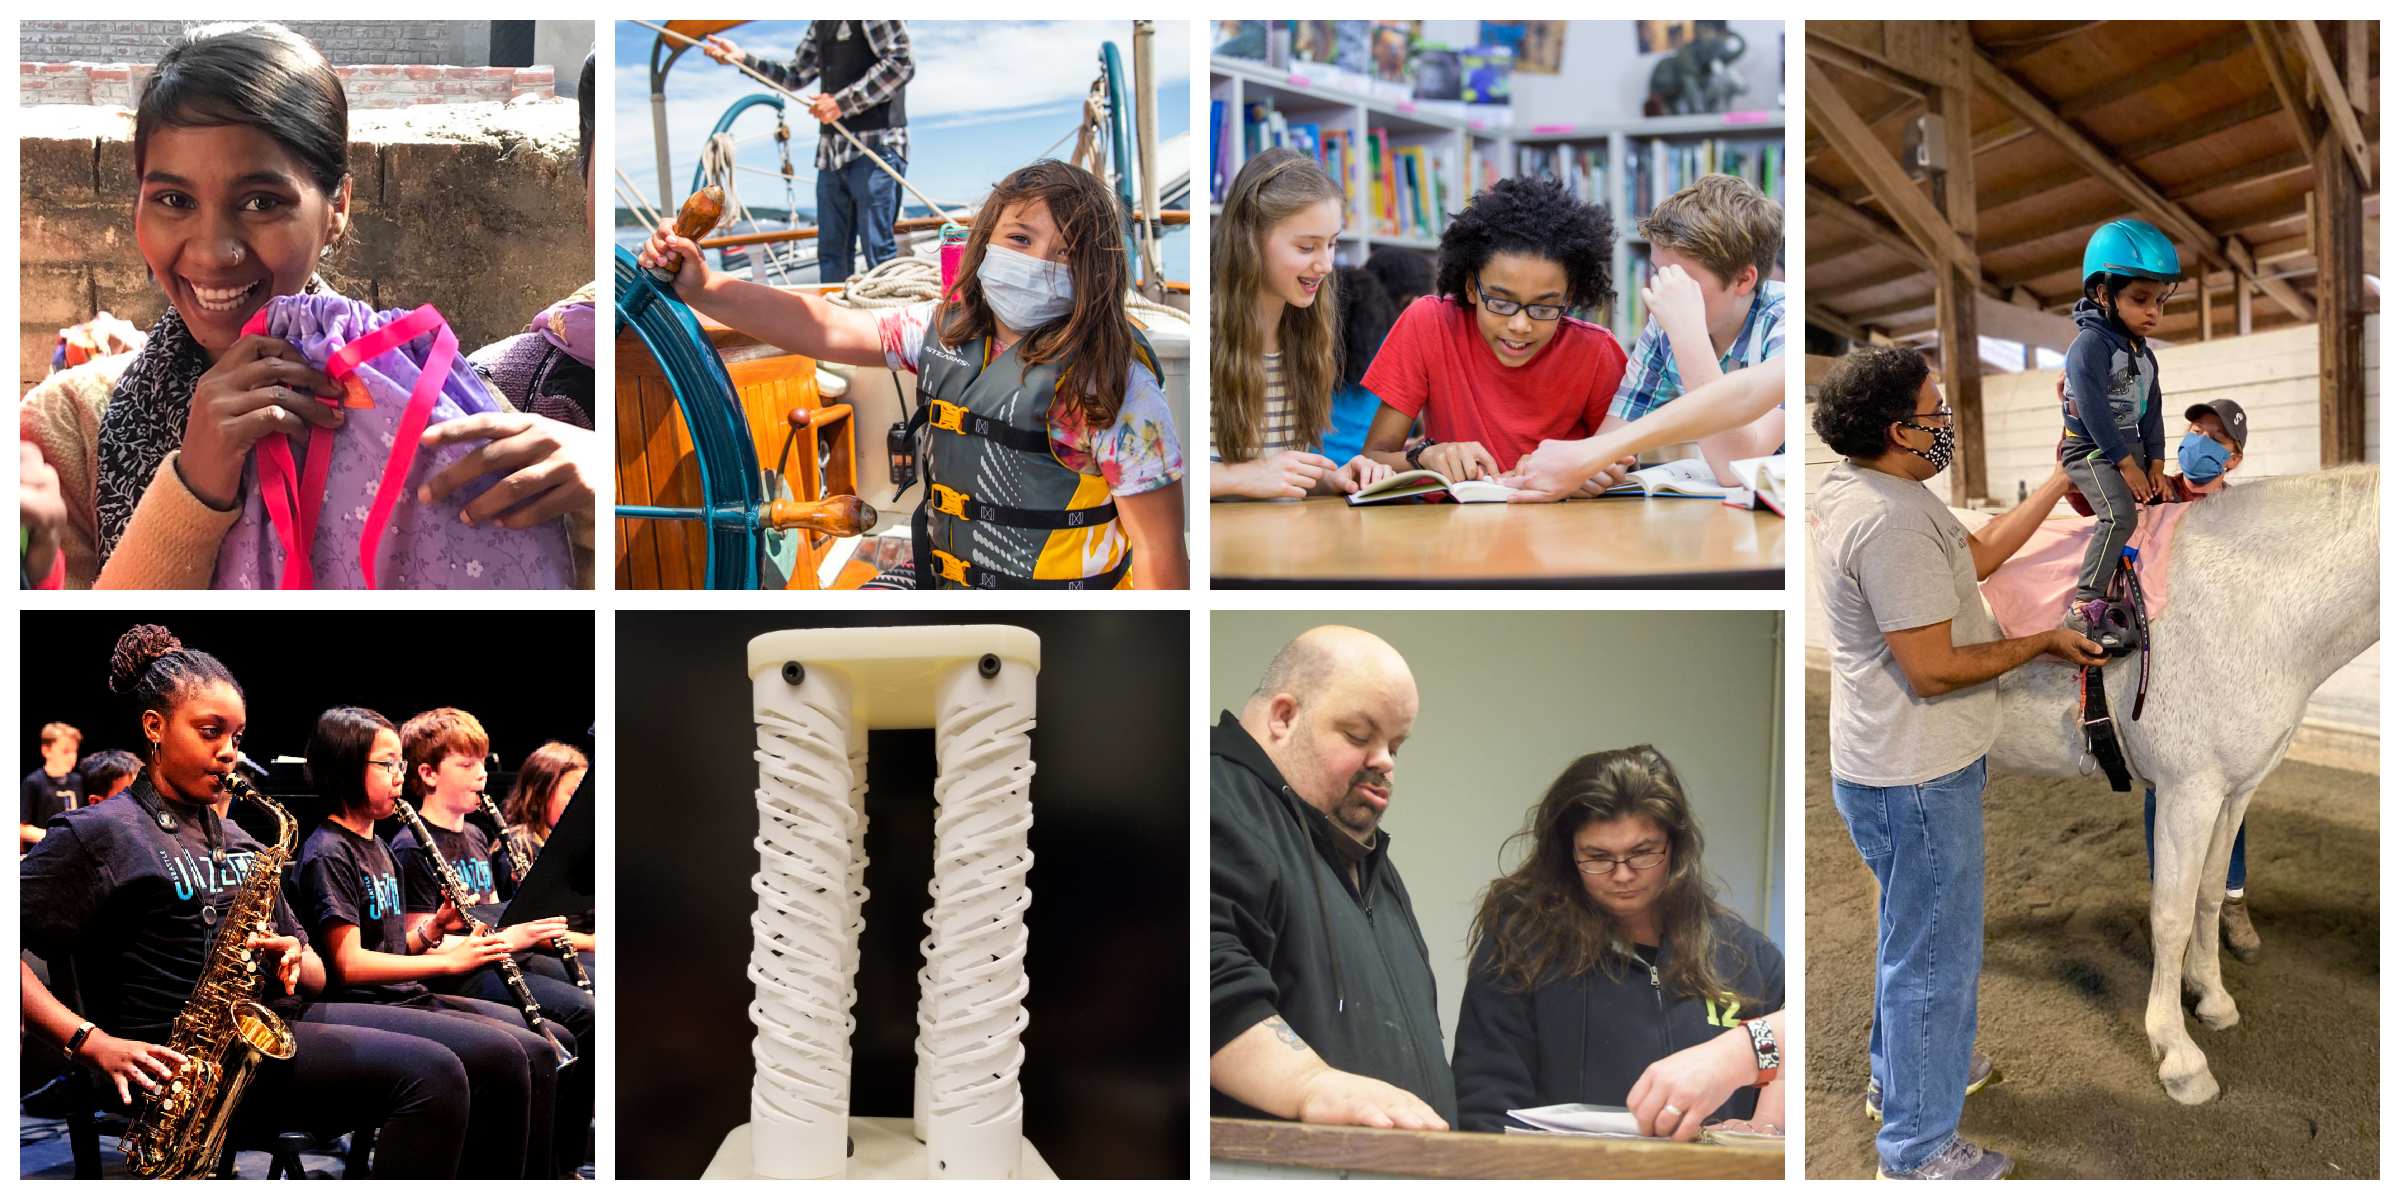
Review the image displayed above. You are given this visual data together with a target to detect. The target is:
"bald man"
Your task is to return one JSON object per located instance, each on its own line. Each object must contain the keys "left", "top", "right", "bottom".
{"left": 1209, "top": 626, "right": 1456, "bottom": 1130}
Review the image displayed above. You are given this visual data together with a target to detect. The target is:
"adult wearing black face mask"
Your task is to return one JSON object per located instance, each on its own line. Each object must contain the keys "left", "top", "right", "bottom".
{"left": 1806, "top": 345, "right": 2106, "bottom": 1181}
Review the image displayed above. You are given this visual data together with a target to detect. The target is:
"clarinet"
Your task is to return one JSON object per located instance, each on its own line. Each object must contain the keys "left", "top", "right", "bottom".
{"left": 482, "top": 791, "right": 593, "bottom": 993}
{"left": 393, "top": 797, "right": 576, "bottom": 1067}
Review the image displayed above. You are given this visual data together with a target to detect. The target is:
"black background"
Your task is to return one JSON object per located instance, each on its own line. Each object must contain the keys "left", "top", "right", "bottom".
{"left": 614, "top": 611, "right": 1189, "bottom": 1180}
{"left": 17, "top": 610, "right": 594, "bottom": 835}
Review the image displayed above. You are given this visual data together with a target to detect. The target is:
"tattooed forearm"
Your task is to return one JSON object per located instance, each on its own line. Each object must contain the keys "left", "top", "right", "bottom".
{"left": 1266, "top": 1017, "right": 1308, "bottom": 1052}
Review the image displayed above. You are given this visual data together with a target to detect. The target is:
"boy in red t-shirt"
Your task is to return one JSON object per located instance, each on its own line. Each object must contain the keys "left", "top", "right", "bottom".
{"left": 1359, "top": 177, "right": 1629, "bottom": 496}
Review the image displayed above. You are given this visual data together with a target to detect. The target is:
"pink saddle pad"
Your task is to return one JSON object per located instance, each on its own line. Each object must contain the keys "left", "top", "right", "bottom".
{"left": 1980, "top": 502, "right": 2194, "bottom": 637}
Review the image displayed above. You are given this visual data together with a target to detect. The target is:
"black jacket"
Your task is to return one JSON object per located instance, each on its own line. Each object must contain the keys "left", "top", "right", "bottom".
{"left": 1452, "top": 911, "right": 1783, "bottom": 1132}
{"left": 1208, "top": 713, "right": 1457, "bottom": 1126}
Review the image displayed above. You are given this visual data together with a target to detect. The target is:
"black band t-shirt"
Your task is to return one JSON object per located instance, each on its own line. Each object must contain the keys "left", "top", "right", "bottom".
{"left": 19, "top": 782, "right": 308, "bottom": 1043}
{"left": 391, "top": 814, "right": 504, "bottom": 928}
{"left": 295, "top": 819, "right": 429, "bottom": 1004}
{"left": 23, "top": 767, "right": 83, "bottom": 829}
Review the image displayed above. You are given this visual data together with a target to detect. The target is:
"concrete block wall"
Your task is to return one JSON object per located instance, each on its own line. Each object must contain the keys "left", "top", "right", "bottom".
{"left": 21, "top": 121, "right": 586, "bottom": 395}
{"left": 23, "top": 62, "right": 555, "bottom": 110}
{"left": 20, "top": 21, "right": 454, "bottom": 66}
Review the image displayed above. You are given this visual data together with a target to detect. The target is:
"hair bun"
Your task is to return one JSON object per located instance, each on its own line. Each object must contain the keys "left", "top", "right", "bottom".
{"left": 109, "top": 624, "right": 183, "bottom": 696}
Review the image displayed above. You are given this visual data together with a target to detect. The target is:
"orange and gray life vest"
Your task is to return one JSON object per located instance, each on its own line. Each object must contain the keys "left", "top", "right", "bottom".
{"left": 907, "top": 325, "right": 1162, "bottom": 589}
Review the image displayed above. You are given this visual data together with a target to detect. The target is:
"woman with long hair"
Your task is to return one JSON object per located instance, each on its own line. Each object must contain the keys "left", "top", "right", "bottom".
{"left": 1452, "top": 745, "right": 1784, "bottom": 1134}
{"left": 19, "top": 624, "right": 479, "bottom": 1176}
{"left": 17, "top": 23, "right": 595, "bottom": 589}
{"left": 497, "top": 741, "right": 596, "bottom": 968}
{"left": 1208, "top": 148, "right": 1389, "bottom": 500}
{"left": 640, "top": 158, "right": 1188, "bottom": 588}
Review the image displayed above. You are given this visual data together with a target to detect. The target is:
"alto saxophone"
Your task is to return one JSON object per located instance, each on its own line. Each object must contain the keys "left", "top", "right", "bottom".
{"left": 120, "top": 773, "right": 300, "bottom": 1179}
{"left": 480, "top": 792, "right": 593, "bottom": 993}
{"left": 391, "top": 798, "right": 576, "bottom": 1067}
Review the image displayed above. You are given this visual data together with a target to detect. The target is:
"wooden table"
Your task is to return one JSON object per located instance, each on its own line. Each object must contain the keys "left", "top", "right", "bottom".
{"left": 1211, "top": 497, "right": 1784, "bottom": 588}
{"left": 1208, "top": 1118, "right": 1783, "bottom": 1179}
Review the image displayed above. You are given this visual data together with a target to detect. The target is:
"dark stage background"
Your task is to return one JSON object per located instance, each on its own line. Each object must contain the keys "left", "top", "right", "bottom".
{"left": 614, "top": 612, "right": 1189, "bottom": 1180}
{"left": 18, "top": 610, "right": 595, "bottom": 838}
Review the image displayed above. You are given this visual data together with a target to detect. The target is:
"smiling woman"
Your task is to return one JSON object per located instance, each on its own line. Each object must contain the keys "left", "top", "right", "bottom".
{"left": 17, "top": 22, "right": 596, "bottom": 590}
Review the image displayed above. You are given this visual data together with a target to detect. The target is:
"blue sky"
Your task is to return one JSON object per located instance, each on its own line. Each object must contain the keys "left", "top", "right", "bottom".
{"left": 614, "top": 20, "right": 1191, "bottom": 218}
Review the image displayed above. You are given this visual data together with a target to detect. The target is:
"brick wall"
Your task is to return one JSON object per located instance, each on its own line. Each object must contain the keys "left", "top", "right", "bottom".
{"left": 20, "top": 20, "right": 455, "bottom": 66}
{"left": 21, "top": 114, "right": 587, "bottom": 394}
{"left": 22, "top": 62, "right": 555, "bottom": 109}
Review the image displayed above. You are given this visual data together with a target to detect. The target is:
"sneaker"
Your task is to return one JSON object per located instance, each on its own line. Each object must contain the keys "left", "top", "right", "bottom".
{"left": 2221, "top": 896, "right": 2262, "bottom": 963}
{"left": 2064, "top": 599, "right": 2125, "bottom": 654}
{"left": 1877, "top": 1136, "right": 2015, "bottom": 1180}
{"left": 1867, "top": 1050, "right": 2001, "bottom": 1120}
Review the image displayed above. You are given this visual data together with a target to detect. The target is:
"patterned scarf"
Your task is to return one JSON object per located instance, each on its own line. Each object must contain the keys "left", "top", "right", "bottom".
{"left": 94, "top": 307, "right": 211, "bottom": 564}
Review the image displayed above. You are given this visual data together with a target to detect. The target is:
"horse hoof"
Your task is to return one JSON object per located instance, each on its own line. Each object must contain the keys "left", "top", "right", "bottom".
{"left": 2198, "top": 997, "right": 2240, "bottom": 1031}
{"left": 2163, "top": 1067, "right": 2221, "bottom": 1106}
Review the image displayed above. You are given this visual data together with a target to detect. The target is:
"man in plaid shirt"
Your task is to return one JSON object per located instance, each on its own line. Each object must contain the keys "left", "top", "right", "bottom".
{"left": 1603, "top": 174, "right": 1786, "bottom": 484}
{"left": 707, "top": 22, "right": 915, "bottom": 283}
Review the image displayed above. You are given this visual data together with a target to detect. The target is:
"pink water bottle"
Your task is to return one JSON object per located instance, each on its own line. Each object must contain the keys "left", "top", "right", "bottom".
{"left": 939, "top": 222, "right": 969, "bottom": 300}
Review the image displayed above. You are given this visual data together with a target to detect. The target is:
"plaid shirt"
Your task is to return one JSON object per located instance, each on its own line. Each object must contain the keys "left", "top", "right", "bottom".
{"left": 1610, "top": 279, "right": 1786, "bottom": 424}
{"left": 747, "top": 21, "right": 914, "bottom": 171}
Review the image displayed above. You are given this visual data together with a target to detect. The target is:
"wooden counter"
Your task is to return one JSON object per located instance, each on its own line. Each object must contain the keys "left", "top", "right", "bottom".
{"left": 1208, "top": 1118, "right": 1783, "bottom": 1179}
{"left": 1210, "top": 496, "right": 1784, "bottom": 588}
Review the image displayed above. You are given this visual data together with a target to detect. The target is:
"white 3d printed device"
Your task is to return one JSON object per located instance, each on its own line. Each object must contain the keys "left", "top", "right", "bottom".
{"left": 715, "top": 626, "right": 1045, "bottom": 1181}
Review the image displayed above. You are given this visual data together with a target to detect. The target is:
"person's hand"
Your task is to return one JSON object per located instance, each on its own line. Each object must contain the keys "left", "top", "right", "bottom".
{"left": 245, "top": 930, "right": 304, "bottom": 995}
{"left": 2045, "top": 627, "right": 2108, "bottom": 667}
{"left": 20, "top": 441, "right": 67, "bottom": 582}
{"left": 2117, "top": 456, "right": 2154, "bottom": 503}
{"left": 806, "top": 93, "right": 842, "bottom": 124}
{"left": 178, "top": 336, "right": 348, "bottom": 509}
{"left": 76, "top": 1031, "right": 188, "bottom": 1106}
{"left": 1224, "top": 450, "right": 1339, "bottom": 500}
{"left": 498, "top": 917, "right": 572, "bottom": 954}
{"left": 1627, "top": 1029, "right": 1757, "bottom": 1141}
{"left": 429, "top": 897, "right": 470, "bottom": 937}
{"left": 638, "top": 224, "right": 711, "bottom": 301}
{"left": 2147, "top": 460, "right": 2168, "bottom": 500}
{"left": 1329, "top": 455, "right": 1392, "bottom": 494}
{"left": 417, "top": 413, "right": 598, "bottom": 534}
{"left": 1642, "top": 264, "right": 1710, "bottom": 343}
{"left": 1498, "top": 438, "right": 1633, "bottom": 502}
{"left": 1419, "top": 440, "right": 1500, "bottom": 483}
{"left": 700, "top": 35, "right": 744, "bottom": 65}
{"left": 441, "top": 933, "right": 512, "bottom": 975}
{"left": 1292, "top": 1066, "right": 1449, "bottom": 1131}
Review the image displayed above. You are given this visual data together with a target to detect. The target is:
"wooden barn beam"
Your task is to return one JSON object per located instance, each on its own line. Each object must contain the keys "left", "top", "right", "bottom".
{"left": 2314, "top": 123, "right": 2368, "bottom": 464}
{"left": 1805, "top": 58, "right": 1982, "bottom": 280}
{"left": 1932, "top": 23, "right": 1987, "bottom": 505}
{"left": 2248, "top": 21, "right": 2324, "bottom": 170}
{"left": 1805, "top": 31, "right": 1934, "bottom": 98}
{"left": 2291, "top": 20, "right": 2375, "bottom": 187}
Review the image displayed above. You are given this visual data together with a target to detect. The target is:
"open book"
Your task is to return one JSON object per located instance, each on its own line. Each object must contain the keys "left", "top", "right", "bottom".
{"left": 1502, "top": 1103, "right": 1783, "bottom": 1147}
{"left": 1346, "top": 468, "right": 1513, "bottom": 506}
{"left": 1603, "top": 457, "right": 1743, "bottom": 500}
{"left": 1731, "top": 454, "right": 1788, "bottom": 515}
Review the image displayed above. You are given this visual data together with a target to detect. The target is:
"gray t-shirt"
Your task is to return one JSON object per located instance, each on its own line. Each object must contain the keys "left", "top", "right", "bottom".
{"left": 1810, "top": 461, "right": 2001, "bottom": 786}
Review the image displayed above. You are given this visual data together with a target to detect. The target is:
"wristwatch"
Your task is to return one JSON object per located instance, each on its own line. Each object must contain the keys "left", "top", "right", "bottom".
{"left": 1406, "top": 440, "right": 1437, "bottom": 471}
{"left": 1744, "top": 1017, "right": 1781, "bottom": 1085}
{"left": 65, "top": 1021, "right": 97, "bottom": 1059}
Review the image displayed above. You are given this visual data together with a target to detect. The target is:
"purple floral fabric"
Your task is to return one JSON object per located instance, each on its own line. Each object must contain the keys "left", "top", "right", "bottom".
{"left": 212, "top": 295, "right": 577, "bottom": 589}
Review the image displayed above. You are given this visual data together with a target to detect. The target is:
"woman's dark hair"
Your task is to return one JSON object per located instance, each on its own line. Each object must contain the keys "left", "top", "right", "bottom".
{"left": 1467, "top": 746, "right": 1753, "bottom": 1008}
{"left": 1362, "top": 246, "right": 1433, "bottom": 306}
{"left": 1435, "top": 176, "right": 1615, "bottom": 315}
{"left": 577, "top": 51, "right": 596, "bottom": 182}
{"left": 1335, "top": 265, "right": 1399, "bottom": 390}
{"left": 1812, "top": 344, "right": 1933, "bottom": 458}
{"left": 134, "top": 22, "right": 349, "bottom": 197}
{"left": 305, "top": 706, "right": 397, "bottom": 818}
{"left": 504, "top": 741, "right": 591, "bottom": 835}
{"left": 108, "top": 624, "right": 242, "bottom": 749}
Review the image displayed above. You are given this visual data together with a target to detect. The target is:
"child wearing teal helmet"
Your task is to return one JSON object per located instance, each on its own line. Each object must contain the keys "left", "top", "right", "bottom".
{"left": 2059, "top": 217, "right": 2179, "bottom": 653}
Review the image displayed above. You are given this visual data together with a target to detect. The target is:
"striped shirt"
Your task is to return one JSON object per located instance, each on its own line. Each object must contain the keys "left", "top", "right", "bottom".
{"left": 1209, "top": 353, "right": 1303, "bottom": 461}
{"left": 746, "top": 21, "right": 913, "bottom": 172}
{"left": 1610, "top": 279, "right": 1786, "bottom": 425}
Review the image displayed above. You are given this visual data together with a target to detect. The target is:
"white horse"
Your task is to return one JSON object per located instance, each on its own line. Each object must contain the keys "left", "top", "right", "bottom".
{"left": 1971, "top": 465, "right": 2379, "bottom": 1104}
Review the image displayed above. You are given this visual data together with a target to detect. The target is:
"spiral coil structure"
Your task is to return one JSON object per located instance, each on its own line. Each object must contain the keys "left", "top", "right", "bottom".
{"left": 749, "top": 667, "right": 863, "bottom": 1178}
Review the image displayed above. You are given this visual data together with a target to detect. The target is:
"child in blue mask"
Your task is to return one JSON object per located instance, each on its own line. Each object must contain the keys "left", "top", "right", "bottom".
{"left": 2059, "top": 219, "right": 2178, "bottom": 652}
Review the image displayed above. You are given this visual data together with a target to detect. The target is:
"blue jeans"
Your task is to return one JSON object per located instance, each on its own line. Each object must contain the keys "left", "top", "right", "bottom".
{"left": 2143, "top": 787, "right": 2248, "bottom": 892}
{"left": 1832, "top": 757, "right": 1987, "bottom": 1174}
{"left": 816, "top": 151, "right": 905, "bottom": 283}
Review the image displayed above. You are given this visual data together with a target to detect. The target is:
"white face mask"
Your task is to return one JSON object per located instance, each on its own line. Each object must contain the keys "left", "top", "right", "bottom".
{"left": 977, "top": 243, "right": 1075, "bottom": 331}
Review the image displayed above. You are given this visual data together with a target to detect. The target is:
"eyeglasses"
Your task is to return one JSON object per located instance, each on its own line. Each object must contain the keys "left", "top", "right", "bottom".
{"left": 1908, "top": 406, "right": 1955, "bottom": 422}
{"left": 1472, "top": 279, "right": 1566, "bottom": 322}
{"left": 367, "top": 759, "right": 405, "bottom": 777}
{"left": 1576, "top": 848, "right": 1667, "bottom": 875}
